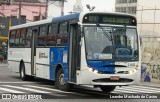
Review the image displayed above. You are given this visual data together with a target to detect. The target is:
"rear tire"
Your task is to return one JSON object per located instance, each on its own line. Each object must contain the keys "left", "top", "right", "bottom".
{"left": 56, "top": 68, "right": 72, "bottom": 91}
{"left": 100, "top": 86, "right": 116, "bottom": 93}
{"left": 20, "top": 63, "right": 29, "bottom": 81}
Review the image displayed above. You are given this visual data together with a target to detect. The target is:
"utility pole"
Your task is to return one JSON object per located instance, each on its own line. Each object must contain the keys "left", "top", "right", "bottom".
{"left": 45, "top": 0, "right": 49, "bottom": 19}
{"left": 61, "top": 0, "right": 64, "bottom": 16}
{"left": 126, "top": 0, "right": 129, "bottom": 13}
{"left": 18, "top": 0, "right": 22, "bottom": 24}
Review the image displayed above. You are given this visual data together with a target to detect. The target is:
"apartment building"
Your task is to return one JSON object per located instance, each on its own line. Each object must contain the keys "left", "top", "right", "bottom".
{"left": 0, "top": 0, "right": 46, "bottom": 22}
{"left": 115, "top": 0, "right": 137, "bottom": 16}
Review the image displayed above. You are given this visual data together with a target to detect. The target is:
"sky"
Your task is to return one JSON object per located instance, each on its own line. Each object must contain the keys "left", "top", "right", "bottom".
{"left": 48, "top": 0, "right": 115, "bottom": 17}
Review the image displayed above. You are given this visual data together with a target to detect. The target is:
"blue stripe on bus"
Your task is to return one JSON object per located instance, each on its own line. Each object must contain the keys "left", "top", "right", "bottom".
{"left": 49, "top": 47, "right": 69, "bottom": 81}
{"left": 52, "top": 13, "right": 80, "bottom": 22}
{"left": 87, "top": 61, "right": 116, "bottom": 74}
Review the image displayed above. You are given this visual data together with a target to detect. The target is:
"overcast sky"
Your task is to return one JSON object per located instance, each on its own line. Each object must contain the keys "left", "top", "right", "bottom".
{"left": 48, "top": 0, "right": 115, "bottom": 17}
{"left": 64, "top": 0, "right": 115, "bottom": 14}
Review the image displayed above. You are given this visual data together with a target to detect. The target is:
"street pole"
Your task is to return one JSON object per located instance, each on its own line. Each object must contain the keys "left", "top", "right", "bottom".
{"left": 127, "top": 0, "right": 129, "bottom": 13}
{"left": 18, "top": 0, "right": 22, "bottom": 24}
{"left": 45, "top": 0, "right": 49, "bottom": 19}
{"left": 61, "top": 0, "right": 64, "bottom": 16}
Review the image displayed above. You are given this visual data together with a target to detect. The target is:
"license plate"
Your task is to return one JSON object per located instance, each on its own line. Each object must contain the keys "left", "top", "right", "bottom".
{"left": 110, "top": 76, "right": 119, "bottom": 80}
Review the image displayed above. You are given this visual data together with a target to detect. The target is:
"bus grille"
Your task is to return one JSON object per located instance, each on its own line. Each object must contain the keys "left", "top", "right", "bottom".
{"left": 92, "top": 78, "right": 133, "bottom": 83}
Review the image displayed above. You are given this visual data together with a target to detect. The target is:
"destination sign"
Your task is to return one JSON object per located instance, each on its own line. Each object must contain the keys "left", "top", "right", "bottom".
{"left": 102, "top": 17, "right": 130, "bottom": 24}
{"left": 83, "top": 14, "right": 137, "bottom": 26}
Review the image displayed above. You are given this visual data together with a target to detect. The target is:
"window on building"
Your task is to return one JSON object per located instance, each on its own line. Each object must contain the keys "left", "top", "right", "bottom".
{"left": 21, "top": 15, "right": 26, "bottom": 21}
{"left": 34, "top": 16, "right": 40, "bottom": 21}
{"left": 57, "top": 22, "right": 68, "bottom": 46}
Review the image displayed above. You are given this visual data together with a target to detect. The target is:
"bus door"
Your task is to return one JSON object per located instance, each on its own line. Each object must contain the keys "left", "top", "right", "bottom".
{"left": 69, "top": 24, "right": 80, "bottom": 82}
{"left": 31, "top": 28, "right": 38, "bottom": 75}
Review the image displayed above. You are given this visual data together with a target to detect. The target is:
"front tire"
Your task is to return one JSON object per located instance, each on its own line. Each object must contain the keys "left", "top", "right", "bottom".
{"left": 100, "top": 86, "right": 116, "bottom": 93}
{"left": 56, "top": 68, "right": 72, "bottom": 91}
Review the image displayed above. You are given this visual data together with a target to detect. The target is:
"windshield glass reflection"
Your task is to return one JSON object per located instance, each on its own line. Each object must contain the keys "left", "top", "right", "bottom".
{"left": 84, "top": 26, "right": 139, "bottom": 61}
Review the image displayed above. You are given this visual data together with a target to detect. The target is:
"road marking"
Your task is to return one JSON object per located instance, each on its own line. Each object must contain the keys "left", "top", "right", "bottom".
{"left": 112, "top": 85, "right": 160, "bottom": 93}
{"left": 31, "top": 85, "right": 89, "bottom": 96}
{"left": 113, "top": 90, "right": 135, "bottom": 93}
{"left": 0, "top": 87, "right": 24, "bottom": 93}
{"left": 132, "top": 86, "right": 160, "bottom": 91}
{"left": 117, "top": 86, "right": 160, "bottom": 93}
{"left": 1, "top": 85, "right": 50, "bottom": 93}
{"left": 0, "top": 82, "right": 35, "bottom": 84}
{"left": 23, "top": 85, "right": 72, "bottom": 94}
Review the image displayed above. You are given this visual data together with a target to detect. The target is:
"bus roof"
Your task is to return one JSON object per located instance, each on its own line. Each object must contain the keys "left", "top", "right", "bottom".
{"left": 53, "top": 13, "right": 80, "bottom": 22}
{"left": 10, "top": 11, "right": 135, "bottom": 30}
{"left": 10, "top": 19, "right": 52, "bottom": 30}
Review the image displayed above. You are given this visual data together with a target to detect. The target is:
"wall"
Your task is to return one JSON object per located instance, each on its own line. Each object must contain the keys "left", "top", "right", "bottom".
{"left": 0, "top": 2, "right": 46, "bottom": 22}
{"left": 141, "top": 37, "right": 160, "bottom": 83}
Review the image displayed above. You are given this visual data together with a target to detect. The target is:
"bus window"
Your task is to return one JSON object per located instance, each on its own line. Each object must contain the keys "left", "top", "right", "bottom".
{"left": 9, "top": 30, "right": 16, "bottom": 47}
{"left": 26, "top": 28, "right": 32, "bottom": 47}
{"left": 15, "top": 29, "right": 20, "bottom": 47}
{"left": 57, "top": 22, "right": 68, "bottom": 46}
{"left": 19, "top": 29, "right": 26, "bottom": 47}
{"left": 38, "top": 25, "right": 47, "bottom": 47}
{"left": 46, "top": 24, "right": 57, "bottom": 46}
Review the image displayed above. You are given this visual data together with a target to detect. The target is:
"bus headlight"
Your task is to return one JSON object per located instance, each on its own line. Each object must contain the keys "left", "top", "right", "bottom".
{"left": 88, "top": 68, "right": 99, "bottom": 74}
{"left": 93, "top": 70, "right": 98, "bottom": 74}
{"left": 129, "top": 68, "right": 139, "bottom": 74}
{"left": 129, "top": 70, "right": 133, "bottom": 74}
{"left": 89, "top": 68, "right": 93, "bottom": 72}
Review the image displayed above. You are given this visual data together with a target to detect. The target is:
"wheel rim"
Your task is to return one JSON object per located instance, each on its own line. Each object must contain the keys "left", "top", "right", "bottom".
{"left": 58, "top": 73, "right": 65, "bottom": 85}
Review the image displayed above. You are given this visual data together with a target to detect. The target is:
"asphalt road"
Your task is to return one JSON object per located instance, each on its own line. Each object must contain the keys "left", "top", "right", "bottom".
{"left": 0, "top": 63, "right": 159, "bottom": 102}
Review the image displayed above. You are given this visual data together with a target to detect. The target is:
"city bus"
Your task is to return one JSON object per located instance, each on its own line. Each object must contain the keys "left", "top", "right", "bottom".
{"left": 8, "top": 12, "right": 141, "bottom": 93}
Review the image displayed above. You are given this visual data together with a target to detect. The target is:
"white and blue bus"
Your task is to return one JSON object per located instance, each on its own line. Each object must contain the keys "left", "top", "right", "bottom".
{"left": 8, "top": 12, "right": 141, "bottom": 93}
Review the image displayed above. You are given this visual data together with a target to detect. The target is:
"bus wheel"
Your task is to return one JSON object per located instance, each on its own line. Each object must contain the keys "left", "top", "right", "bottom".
{"left": 20, "top": 63, "right": 28, "bottom": 81}
{"left": 56, "top": 68, "right": 71, "bottom": 91}
{"left": 100, "top": 86, "right": 116, "bottom": 93}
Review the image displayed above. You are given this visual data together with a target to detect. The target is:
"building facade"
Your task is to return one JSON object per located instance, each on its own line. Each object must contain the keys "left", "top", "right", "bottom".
{"left": 0, "top": 0, "right": 46, "bottom": 22}
{"left": 0, "top": 0, "right": 47, "bottom": 61}
{"left": 115, "top": 0, "right": 137, "bottom": 16}
{"left": 115, "top": 0, "right": 160, "bottom": 83}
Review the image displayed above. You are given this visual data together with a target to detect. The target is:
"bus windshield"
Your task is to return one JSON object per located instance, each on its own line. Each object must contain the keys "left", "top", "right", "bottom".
{"left": 84, "top": 26, "right": 139, "bottom": 61}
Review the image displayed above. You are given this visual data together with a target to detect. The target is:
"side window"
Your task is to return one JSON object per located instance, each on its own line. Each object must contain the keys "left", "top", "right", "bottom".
{"left": 15, "top": 30, "right": 20, "bottom": 47}
{"left": 9, "top": 30, "right": 16, "bottom": 47}
{"left": 19, "top": 29, "right": 26, "bottom": 47}
{"left": 26, "top": 28, "right": 32, "bottom": 47}
{"left": 57, "top": 22, "right": 68, "bottom": 46}
{"left": 38, "top": 25, "right": 47, "bottom": 46}
{"left": 46, "top": 24, "right": 58, "bottom": 46}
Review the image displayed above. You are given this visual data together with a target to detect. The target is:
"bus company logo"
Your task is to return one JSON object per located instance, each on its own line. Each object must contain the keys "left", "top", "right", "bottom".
{"left": 39, "top": 52, "right": 48, "bottom": 59}
{"left": 2, "top": 94, "right": 11, "bottom": 99}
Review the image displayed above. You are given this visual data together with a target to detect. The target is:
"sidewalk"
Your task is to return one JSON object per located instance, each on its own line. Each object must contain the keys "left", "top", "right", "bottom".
{"left": 139, "top": 82, "right": 160, "bottom": 88}
{"left": 0, "top": 63, "right": 8, "bottom": 67}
